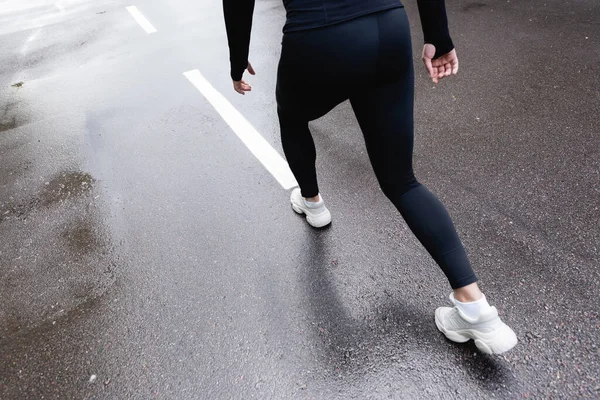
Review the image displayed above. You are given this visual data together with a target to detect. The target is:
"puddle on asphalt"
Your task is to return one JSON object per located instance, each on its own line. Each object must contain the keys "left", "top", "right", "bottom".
{"left": 1, "top": 167, "right": 116, "bottom": 342}
{"left": 0, "top": 116, "right": 17, "bottom": 132}
{"left": 0, "top": 100, "right": 26, "bottom": 132}
{"left": 0, "top": 199, "right": 36, "bottom": 224}
{"left": 61, "top": 219, "right": 104, "bottom": 257}
{"left": 41, "top": 171, "right": 94, "bottom": 206}
{"left": 0, "top": 171, "right": 94, "bottom": 223}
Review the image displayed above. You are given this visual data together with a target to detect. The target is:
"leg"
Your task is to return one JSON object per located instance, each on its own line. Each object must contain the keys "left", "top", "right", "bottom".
{"left": 275, "top": 18, "right": 361, "bottom": 199}
{"left": 277, "top": 107, "right": 332, "bottom": 228}
{"left": 277, "top": 107, "right": 319, "bottom": 198}
{"left": 276, "top": 83, "right": 346, "bottom": 199}
{"left": 350, "top": 74, "right": 477, "bottom": 291}
{"left": 275, "top": 33, "right": 340, "bottom": 226}
{"left": 351, "top": 8, "right": 516, "bottom": 354}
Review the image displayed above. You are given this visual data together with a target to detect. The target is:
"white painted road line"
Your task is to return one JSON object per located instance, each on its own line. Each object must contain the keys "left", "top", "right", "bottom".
{"left": 184, "top": 70, "right": 298, "bottom": 190}
{"left": 126, "top": 6, "right": 157, "bottom": 34}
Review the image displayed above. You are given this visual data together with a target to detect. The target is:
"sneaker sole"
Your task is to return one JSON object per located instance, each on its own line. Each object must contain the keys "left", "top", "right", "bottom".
{"left": 291, "top": 202, "right": 331, "bottom": 228}
{"left": 435, "top": 309, "right": 518, "bottom": 355}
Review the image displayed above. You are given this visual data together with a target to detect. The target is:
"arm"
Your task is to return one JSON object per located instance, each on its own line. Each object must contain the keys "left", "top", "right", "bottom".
{"left": 416, "top": 0, "right": 454, "bottom": 59}
{"left": 223, "top": 0, "right": 255, "bottom": 82}
{"left": 417, "top": 0, "right": 459, "bottom": 83}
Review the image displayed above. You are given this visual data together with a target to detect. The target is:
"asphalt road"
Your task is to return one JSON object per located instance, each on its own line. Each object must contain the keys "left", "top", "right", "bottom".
{"left": 0, "top": 0, "right": 598, "bottom": 398}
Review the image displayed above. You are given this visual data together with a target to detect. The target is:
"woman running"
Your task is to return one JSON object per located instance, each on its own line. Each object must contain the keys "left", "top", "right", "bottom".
{"left": 223, "top": 0, "right": 517, "bottom": 354}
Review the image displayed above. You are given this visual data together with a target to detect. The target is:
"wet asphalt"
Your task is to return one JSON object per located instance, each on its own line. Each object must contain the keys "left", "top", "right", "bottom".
{"left": 0, "top": 0, "right": 599, "bottom": 398}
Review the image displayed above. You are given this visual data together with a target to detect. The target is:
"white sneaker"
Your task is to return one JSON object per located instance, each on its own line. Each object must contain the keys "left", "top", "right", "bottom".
{"left": 435, "top": 294, "right": 518, "bottom": 354}
{"left": 290, "top": 188, "right": 331, "bottom": 228}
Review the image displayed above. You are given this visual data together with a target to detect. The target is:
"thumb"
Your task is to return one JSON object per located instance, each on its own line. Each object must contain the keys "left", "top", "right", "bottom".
{"left": 247, "top": 62, "right": 256, "bottom": 75}
{"left": 424, "top": 57, "right": 434, "bottom": 79}
{"left": 422, "top": 44, "right": 436, "bottom": 78}
{"left": 423, "top": 43, "right": 436, "bottom": 60}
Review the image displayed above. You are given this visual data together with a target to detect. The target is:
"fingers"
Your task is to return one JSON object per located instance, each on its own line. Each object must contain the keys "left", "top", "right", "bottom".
{"left": 428, "top": 49, "right": 459, "bottom": 83}
{"left": 422, "top": 44, "right": 457, "bottom": 84}
{"left": 432, "top": 64, "right": 445, "bottom": 81}
{"left": 232, "top": 63, "right": 255, "bottom": 95}
{"left": 233, "top": 80, "right": 252, "bottom": 95}
{"left": 438, "top": 65, "right": 446, "bottom": 79}
{"left": 430, "top": 59, "right": 455, "bottom": 83}
{"left": 247, "top": 62, "right": 256, "bottom": 75}
{"left": 444, "top": 63, "right": 452, "bottom": 77}
{"left": 430, "top": 59, "right": 445, "bottom": 83}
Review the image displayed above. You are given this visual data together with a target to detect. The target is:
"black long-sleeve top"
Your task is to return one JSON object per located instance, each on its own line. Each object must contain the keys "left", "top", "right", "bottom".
{"left": 223, "top": 0, "right": 454, "bottom": 81}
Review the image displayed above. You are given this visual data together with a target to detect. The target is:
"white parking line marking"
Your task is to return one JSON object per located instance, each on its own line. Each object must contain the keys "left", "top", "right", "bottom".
{"left": 126, "top": 5, "right": 157, "bottom": 34}
{"left": 183, "top": 69, "right": 298, "bottom": 190}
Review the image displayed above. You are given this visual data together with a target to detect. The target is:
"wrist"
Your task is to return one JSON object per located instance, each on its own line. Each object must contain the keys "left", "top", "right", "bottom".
{"left": 430, "top": 38, "right": 454, "bottom": 59}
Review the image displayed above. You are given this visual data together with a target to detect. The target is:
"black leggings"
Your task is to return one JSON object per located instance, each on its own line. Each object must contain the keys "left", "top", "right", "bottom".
{"left": 276, "top": 8, "right": 477, "bottom": 289}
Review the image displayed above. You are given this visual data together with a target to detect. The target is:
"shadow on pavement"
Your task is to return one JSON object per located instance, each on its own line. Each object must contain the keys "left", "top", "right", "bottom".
{"left": 298, "top": 227, "right": 515, "bottom": 394}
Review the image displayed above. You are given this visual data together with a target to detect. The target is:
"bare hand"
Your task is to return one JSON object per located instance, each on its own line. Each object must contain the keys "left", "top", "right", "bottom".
{"left": 233, "top": 62, "right": 256, "bottom": 95}
{"left": 422, "top": 44, "right": 459, "bottom": 84}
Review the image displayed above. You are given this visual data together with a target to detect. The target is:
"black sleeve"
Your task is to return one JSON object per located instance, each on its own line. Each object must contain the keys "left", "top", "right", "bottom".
{"left": 416, "top": 0, "right": 454, "bottom": 59}
{"left": 223, "top": 0, "right": 255, "bottom": 81}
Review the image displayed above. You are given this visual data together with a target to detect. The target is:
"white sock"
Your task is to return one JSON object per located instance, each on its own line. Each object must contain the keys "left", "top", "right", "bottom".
{"left": 454, "top": 294, "right": 492, "bottom": 319}
{"left": 303, "top": 196, "right": 323, "bottom": 209}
